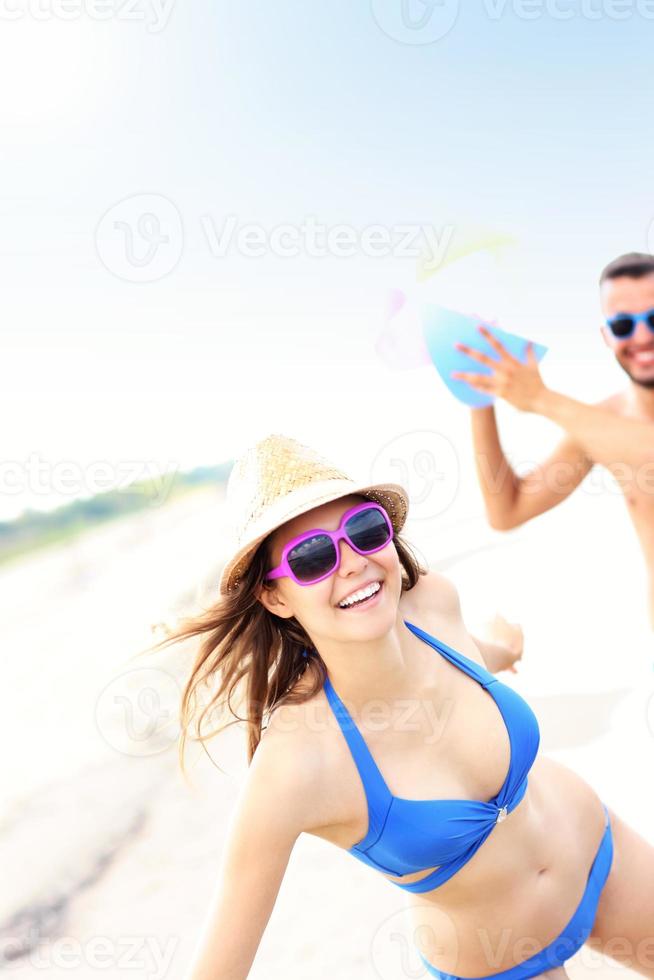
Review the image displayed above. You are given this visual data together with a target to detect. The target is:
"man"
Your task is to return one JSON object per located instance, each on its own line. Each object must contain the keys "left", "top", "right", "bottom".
{"left": 451, "top": 252, "right": 654, "bottom": 629}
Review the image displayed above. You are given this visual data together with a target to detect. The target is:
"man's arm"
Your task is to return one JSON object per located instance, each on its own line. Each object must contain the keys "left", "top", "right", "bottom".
{"left": 470, "top": 405, "right": 594, "bottom": 530}
{"left": 454, "top": 325, "right": 654, "bottom": 481}
{"left": 534, "top": 388, "right": 654, "bottom": 476}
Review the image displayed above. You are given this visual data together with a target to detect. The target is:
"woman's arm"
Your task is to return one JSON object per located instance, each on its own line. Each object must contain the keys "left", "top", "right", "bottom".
{"left": 182, "top": 728, "right": 319, "bottom": 980}
{"left": 469, "top": 632, "right": 521, "bottom": 674}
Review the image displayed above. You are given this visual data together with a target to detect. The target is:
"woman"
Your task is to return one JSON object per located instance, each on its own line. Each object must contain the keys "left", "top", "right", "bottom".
{"left": 157, "top": 433, "right": 654, "bottom": 980}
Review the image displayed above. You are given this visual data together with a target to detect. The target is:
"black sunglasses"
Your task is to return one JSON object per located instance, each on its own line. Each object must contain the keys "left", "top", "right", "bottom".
{"left": 605, "top": 307, "right": 654, "bottom": 339}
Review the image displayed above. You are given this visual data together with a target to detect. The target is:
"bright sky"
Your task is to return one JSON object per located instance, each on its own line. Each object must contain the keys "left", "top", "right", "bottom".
{"left": 2, "top": 0, "right": 653, "bottom": 521}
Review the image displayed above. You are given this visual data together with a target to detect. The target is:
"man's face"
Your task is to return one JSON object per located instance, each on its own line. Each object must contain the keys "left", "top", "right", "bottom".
{"left": 600, "top": 273, "right": 654, "bottom": 388}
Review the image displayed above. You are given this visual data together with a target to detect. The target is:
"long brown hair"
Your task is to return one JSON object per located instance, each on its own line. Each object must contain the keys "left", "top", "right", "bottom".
{"left": 143, "top": 497, "right": 427, "bottom": 776}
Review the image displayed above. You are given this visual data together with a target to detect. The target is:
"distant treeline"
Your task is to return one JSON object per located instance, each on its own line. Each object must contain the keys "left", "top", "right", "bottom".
{"left": 0, "top": 461, "right": 234, "bottom": 567}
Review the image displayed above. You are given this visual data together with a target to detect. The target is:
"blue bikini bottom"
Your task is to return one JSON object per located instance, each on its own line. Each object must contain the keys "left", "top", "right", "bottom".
{"left": 419, "top": 802, "right": 613, "bottom": 980}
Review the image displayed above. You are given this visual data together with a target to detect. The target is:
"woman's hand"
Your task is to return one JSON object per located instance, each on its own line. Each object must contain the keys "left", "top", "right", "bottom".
{"left": 485, "top": 612, "right": 523, "bottom": 674}
{"left": 472, "top": 613, "right": 524, "bottom": 674}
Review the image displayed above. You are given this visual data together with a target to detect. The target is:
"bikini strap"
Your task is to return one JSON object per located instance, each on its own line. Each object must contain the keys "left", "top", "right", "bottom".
{"left": 403, "top": 619, "right": 496, "bottom": 689}
{"left": 322, "top": 674, "right": 393, "bottom": 844}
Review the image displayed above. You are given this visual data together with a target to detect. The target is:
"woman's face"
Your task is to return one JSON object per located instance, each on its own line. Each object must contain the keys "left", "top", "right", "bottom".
{"left": 257, "top": 494, "right": 403, "bottom": 643}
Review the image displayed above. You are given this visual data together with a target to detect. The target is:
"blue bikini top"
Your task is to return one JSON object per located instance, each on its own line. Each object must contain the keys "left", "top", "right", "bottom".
{"left": 321, "top": 619, "right": 541, "bottom": 893}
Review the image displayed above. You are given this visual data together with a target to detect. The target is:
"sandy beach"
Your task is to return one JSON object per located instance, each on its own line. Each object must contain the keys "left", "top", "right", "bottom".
{"left": 2, "top": 477, "right": 653, "bottom": 979}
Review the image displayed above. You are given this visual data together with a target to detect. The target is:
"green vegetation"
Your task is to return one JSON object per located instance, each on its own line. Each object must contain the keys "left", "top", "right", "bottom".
{"left": 0, "top": 461, "right": 234, "bottom": 568}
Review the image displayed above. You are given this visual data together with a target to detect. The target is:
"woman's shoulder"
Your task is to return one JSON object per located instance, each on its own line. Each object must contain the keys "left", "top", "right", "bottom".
{"left": 256, "top": 680, "right": 346, "bottom": 834}
{"left": 243, "top": 702, "right": 335, "bottom": 843}
{"left": 262, "top": 676, "right": 324, "bottom": 740}
{"left": 260, "top": 670, "right": 331, "bottom": 772}
{"left": 401, "top": 569, "right": 463, "bottom": 623}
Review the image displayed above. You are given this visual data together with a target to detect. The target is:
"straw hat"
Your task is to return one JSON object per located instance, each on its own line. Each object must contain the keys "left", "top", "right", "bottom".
{"left": 218, "top": 433, "right": 410, "bottom": 596}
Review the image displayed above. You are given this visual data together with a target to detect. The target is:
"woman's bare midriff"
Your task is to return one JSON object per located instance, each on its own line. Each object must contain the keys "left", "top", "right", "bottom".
{"left": 403, "top": 756, "right": 606, "bottom": 976}
{"left": 306, "top": 728, "right": 606, "bottom": 975}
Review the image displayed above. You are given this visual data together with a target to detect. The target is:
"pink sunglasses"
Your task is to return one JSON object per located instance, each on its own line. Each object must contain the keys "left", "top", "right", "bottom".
{"left": 265, "top": 501, "right": 394, "bottom": 586}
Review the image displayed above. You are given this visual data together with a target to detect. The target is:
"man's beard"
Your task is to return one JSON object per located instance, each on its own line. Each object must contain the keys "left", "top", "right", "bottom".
{"left": 615, "top": 357, "right": 654, "bottom": 389}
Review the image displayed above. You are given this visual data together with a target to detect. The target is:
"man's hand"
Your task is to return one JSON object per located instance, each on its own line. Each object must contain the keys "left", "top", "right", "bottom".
{"left": 452, "top": 324, "right": 547, "bottom": 413}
